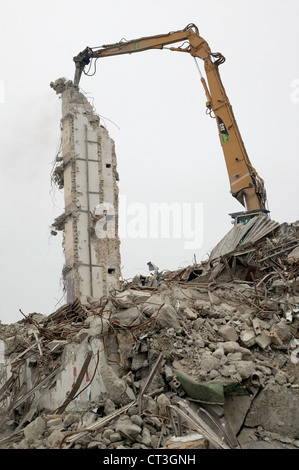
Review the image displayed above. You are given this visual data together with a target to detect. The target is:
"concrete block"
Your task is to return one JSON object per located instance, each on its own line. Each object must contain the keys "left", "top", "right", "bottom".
{"left": 63, "top": 413, "right": 79, "bottom": 428}
{"left": 200, "top": 353, "right": 221, "bottom": 372}
{"left": 252, "top": 318, "right": 262, "bottom": 335}
{"left": 24, "top": 417, "right": 46, "bottom": 444}
{"left": 115, "top": 417, "right": 142, "bottom": 439}
{"left": 131, "top": 352, "right": 148, "bottom": 371}
{"left": 270, "top": 321, "right": 292, "bottom": 343}
{"left": 221, "top": 364, "right": 237, "bottom": 377}
{"left": 87, "top": 316, "right": 110, "bottom": 338}
{"left": 154, "top": 304, "right": 181, "bottom": 330}
{"left": 47, "top": 429, "right": 65, "bottom": 448}
{"left": 100, "top": 362, "right": 135, "bottom": 405}
{"left": 245, "top": 384, "right": 299, "bottom": 438}
{"left": 218, "top": 325, "right": 238, "bottom": 342}
{"left": 255, "top": 332, "right": 272, "bottom": 349}
{"left": 157, "top": 393, "right": 171, "bottom": 416}
{"left": 213, "top": 347, "right": 225, "bottom": 359}
{"left": 47, "top": 418, "right": 63, "bottom": 429}
{"left": 183, "top": 307, "right": 198, "bottom": 320}
{"left": 141, "top": 394, "right": 159, "bottom": 415}
{"left": 224, "top": 395, "right": 253, "bottom": 436}
{"left": 111, "top": 306, "right": 140, "bottom": 327}
{"left": 240, "top": 329, "right": 256, "bottom": 347}
{"left": 109, "top": 432, "right": 122, "bottom": 443}
{"left": 141, "top": 427, "right": 152, "bottom": 447}
{"left": 274, "top": 371, "right": 288, "bottom": 385}
{"left": 235, "top": 360, "right": 254, "bottom": 379}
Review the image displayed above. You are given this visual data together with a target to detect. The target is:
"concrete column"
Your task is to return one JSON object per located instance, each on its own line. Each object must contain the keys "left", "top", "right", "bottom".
{"left": 50, "top": 78, "right": 121, "bottom": 304}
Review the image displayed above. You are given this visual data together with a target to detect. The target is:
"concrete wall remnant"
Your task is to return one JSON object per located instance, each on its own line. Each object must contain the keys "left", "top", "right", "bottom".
{"left": 50, "top": 78, "right": 121, "bottom": 304}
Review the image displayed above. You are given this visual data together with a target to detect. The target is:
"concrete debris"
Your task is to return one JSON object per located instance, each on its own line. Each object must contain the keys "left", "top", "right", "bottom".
{"left": 0, "top": 220, "right": 299, "bottom": 449}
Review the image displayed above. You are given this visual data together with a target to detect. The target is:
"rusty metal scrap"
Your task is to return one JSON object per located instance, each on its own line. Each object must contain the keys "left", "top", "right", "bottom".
{"left": 0, "top": 302, "right": 92, "bottom": 435}
{"left": 167, "top": 403, "right": 231, "bottom": 449}
{"left": 138, "top": 353, "right": 164, "bottom": 414}
{"left": 259, "top": 243, "right": 299, "bottom": 263}
{"left": 55, "top": 350, "right": 93, "bottom": 414}
{"left": 45, "top": 298, "right": 87, "bottom": 325}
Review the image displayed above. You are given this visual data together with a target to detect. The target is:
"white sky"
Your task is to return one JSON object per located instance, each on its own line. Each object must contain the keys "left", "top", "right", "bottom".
{"left": 0, "top": 0, "right": 298, "bottom": 324}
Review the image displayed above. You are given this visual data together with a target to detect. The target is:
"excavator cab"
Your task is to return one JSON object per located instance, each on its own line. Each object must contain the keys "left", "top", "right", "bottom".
{"left": 230, "top": 209, "right": 270, "bottom": 225}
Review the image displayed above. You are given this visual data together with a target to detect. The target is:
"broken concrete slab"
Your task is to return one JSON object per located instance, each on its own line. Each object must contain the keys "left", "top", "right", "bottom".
{"left": 47, "top": 429, "right": 65, "bottom": 449}
{"left": 24, "top": 417, "right": 46, "bottom": 445}
{"left": 224, "top": 395, "right": 253, "bottom": 436}
{"left": 85, "top": 316, "right": 110, "bottom": 338}
{"left": 234, "top": 360, "right": 254, "bottom": 379}
{"left": 111, "top": 306, "right": 141, "bottom": 327}
{"left": 255, "top": 332, "right": 272, "bottom": 350}
{"left": 113, "top": 290, "right": 152, "bottom": 309}
{"left": 153, "top": 304, "right": 181, "bottom": 330}
{"left": 245, "top": 383, "right": 299, "bottom": 438}
{"left": 131, "top": 352, "right": 148, "bottom": 371}
{"left": 270, "top": 321, "right": 292, "bottom": 343}
{"left": 240, "top": 330, "right": 256, "bottom": 347}
{"left": 247, "top": 440, "right": 290, "bottom": 449}
{"left": 218, "top": 341, "right": 252, "bottom": 360}
{"left": 157, "top": 393, "right": 171, "bottom": 416}
{"left": 115, "top": 417, "right": 142, "bottom": 440}
{"left": 200, "top": 353, "right": 221, "bottom": 373}
{"left": 218, "top": 325, "right": 238, "bottom": 342}
{"left": 100, "top": 362, "right": 135, "bottom": 406}
{"left": 183, "top": 307, "right": 198, "bottom": 320}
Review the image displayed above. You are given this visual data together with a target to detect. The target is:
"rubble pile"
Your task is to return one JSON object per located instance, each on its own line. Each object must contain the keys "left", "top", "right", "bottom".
{"left": 0, "top": 220, "right": 299, "bottom": 450}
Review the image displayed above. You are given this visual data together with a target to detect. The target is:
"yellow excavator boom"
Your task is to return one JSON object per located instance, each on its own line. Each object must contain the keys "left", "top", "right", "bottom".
{"left": 73, "top": 24, "right": 269, "bottom": 224}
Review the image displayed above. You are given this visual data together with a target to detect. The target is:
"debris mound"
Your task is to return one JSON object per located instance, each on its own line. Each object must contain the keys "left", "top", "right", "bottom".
{"left": 0, "top": 219, "right": 299, "bottom": 449}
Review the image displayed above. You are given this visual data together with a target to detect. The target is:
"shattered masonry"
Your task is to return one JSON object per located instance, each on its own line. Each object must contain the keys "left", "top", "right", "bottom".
{"left": 0, "top": 79, "right": 299, "bottom": 450}
{"left": 50, "top": 78, "right": 121, "bottom": 303}
{"left": 0, "top": 217, "right": 299, "bottom": 449}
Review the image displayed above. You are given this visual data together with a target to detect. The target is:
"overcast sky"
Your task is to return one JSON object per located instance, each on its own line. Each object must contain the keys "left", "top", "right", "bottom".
{"left": 0, "top": 0, "right": 298, "bottom": 324}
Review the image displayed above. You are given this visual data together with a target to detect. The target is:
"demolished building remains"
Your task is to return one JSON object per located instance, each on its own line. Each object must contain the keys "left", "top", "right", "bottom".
{"left": 0, "top": 216, "right": 298, "bottom": 450}
{"left": 50, "top": 78, "right": 121, "bottom": 303}
{"left": 0, "top": 82, "right": 299, "bottom": 451}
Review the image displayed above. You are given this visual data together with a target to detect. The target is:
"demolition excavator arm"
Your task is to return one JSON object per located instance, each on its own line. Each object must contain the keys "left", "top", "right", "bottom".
{"left": 73, "top": 23, "right": 269, "bottom": 224}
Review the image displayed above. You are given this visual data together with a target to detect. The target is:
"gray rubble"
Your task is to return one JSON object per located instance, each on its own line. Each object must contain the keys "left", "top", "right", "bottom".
{"left": 0, "top": 220, "right": 298, "bottom": 449}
